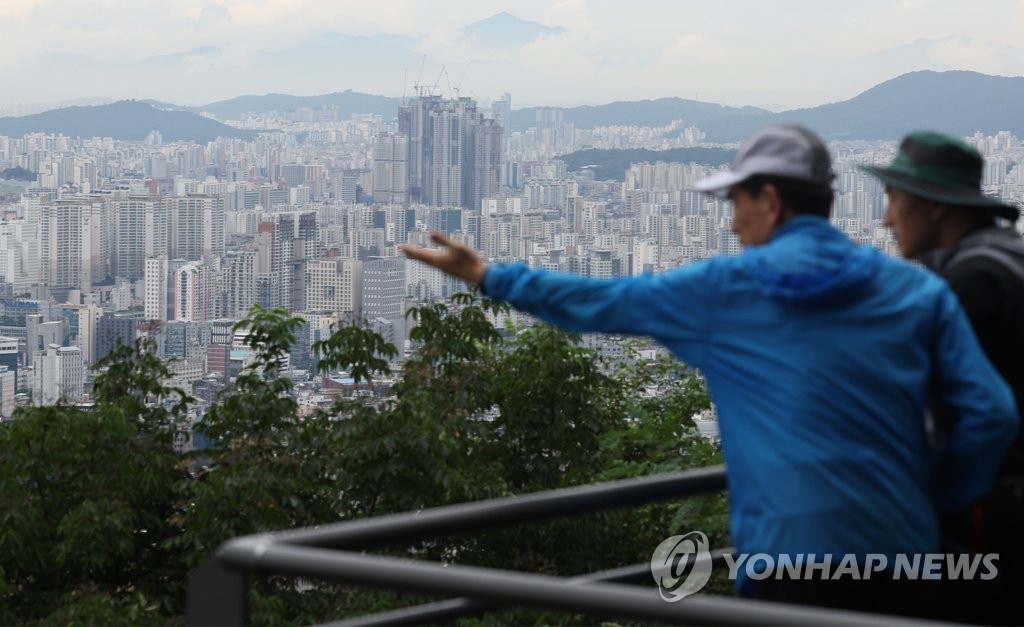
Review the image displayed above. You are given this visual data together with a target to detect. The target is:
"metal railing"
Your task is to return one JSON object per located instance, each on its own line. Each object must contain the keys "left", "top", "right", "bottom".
{"left": 186, "top": 465, "right": 951, "bottom": 626}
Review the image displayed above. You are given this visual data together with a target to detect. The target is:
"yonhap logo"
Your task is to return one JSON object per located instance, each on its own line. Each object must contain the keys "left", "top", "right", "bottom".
{"left": 650, "top": 531, "right": 713, "bottom": 601}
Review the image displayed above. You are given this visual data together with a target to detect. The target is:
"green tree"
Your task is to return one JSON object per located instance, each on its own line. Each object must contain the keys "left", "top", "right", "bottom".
{"left": 177, "top": 298, "right": 726, "bottom": 625}
{"left": 325, "top": 294, "right": 510, "bottom": 519}
{"left": 481, "top": 324, "right": 625, "bottom": 493}
{"left": 1, "top": 298, "right": 727, "bottom": 626}
{"left": 0, "top": 338, "right": 190, "bottom": 625}
{"left": 169, "top": 306, "right": 367, "bottom": 625}
{"left": 170, "top": 306, "right": 342, "bottom": 561}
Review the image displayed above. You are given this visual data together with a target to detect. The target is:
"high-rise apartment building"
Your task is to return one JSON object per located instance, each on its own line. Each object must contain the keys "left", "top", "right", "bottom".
{"left": 399, "top": 95, "right": 503, "bottom": 211}
{"left": 144, "top": 255, "right": 169, "bottom": 322}
{"left": 491, "top": 93, "right": 511, "bottom": 128}
{"left": 0, "top": 365, "right": 14, "bottom": 419}
{"left": 39, "top": 198, "right": 109, "bottom": 292}
{"left": 333, "top": 172, "right": 359, "bottom": 204}
{"left": 217, "top": 250, "right": 257, "bottom": 319}
{"left": 0, "top": 336, "right": 18, "bottom": 391}
{"left": 401, "top": 94, "right": 443, "bottom": 204}
{"left": 169, "top": 195, "right": 225, "bottom": 261}
{"left": 63, "top": 303, "right": 101, "bottom": 365}
{"left": 174, "top": 262, "right": 211, "bottom": 322}
{"left": 430, "top": 101, "right": 471, "bottom": 208}
{"left": 111, "top": 196, "right": 168, "bottom": 280}
{"left": 372, "top": 133, "right": 408, "bottom": 205}
{"left": 473, "top": 118, "right": 503, "bottom": 206}
{"left": 257, "top": 211, "right": 317, "bottom": 311}
{"left": 0, "top": 221, "right": 39, "bottom": 293}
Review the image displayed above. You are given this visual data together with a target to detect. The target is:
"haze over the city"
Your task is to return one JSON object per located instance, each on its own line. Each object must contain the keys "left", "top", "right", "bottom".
{"left": 3, "top": 0, "right": 1024, "bottom": 110}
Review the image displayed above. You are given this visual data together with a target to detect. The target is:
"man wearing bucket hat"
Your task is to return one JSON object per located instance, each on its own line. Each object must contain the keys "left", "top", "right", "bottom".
{"left": 404, "top": 124, "right": 1019, "bottom": 618}
{"left": 863, "top": 131, "right": 1024, "bottom": 624}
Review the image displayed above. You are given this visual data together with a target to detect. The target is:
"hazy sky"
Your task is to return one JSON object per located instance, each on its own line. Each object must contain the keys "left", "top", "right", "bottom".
{"left": 2, "top": 0, "right": 1024, "bottom": 110}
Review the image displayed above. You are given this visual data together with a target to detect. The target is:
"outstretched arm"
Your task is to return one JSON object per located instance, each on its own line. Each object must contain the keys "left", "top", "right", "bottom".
{"left": 400, "top": 232, "right": 488, "bottom": 285}
{"left": 402, "top": 232, "right": 719, "bottom": 367}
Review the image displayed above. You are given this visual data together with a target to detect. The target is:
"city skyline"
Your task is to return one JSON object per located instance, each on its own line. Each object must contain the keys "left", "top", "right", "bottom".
{"left": 2, "top": 1, "right": 1024, "bottom": 110}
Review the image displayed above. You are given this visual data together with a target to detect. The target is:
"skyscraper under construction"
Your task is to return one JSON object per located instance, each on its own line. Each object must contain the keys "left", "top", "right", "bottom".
{"left": 398, "top": 95, "right": 502, "bottom": 211}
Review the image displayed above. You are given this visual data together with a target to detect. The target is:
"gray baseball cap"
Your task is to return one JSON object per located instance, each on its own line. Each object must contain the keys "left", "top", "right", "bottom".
{"left": 693, "top": 124, "right": 834, "bottom": 198}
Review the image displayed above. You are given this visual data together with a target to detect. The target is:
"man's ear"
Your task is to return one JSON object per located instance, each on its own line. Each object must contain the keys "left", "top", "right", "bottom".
{"left": 928, "top": 201, "right": 948, "bottom": 223}
{"left": 760, "top": 183, "right": 785, "bottom": 225}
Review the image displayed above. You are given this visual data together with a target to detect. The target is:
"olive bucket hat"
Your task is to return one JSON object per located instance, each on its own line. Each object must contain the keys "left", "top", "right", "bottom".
{"left": 859, "top": 130, "right": 1020, "bottom": 221}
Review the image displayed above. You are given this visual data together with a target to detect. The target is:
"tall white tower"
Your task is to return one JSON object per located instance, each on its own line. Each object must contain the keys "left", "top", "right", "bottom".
{"left": 144, "top": 255, "right": 169, "bottom": 322}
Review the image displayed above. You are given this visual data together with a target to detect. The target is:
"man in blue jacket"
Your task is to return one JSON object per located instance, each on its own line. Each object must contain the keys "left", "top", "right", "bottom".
{"left": 401, "top": 124, "right": 1018, "bottom": 618}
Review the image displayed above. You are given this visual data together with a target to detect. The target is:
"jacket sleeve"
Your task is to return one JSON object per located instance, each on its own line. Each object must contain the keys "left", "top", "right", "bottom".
{"left": 480, "top": 261, "right": 719, "bottom": 366}
{"left": 930, "top": 285, "right": 1020, "bottom": 512}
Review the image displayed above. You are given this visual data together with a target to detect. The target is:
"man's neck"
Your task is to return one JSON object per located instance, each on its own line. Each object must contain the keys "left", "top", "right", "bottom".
{"left": 936, "top": 216, "right": 991, "bottom": 249}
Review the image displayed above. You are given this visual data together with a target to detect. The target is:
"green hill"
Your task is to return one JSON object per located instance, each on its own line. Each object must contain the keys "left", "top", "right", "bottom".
{"left": 558, "top": 147, "right": 734, "bottom": 181}
{"left": 0, "top": 100, "right": 257, "bottom": 142}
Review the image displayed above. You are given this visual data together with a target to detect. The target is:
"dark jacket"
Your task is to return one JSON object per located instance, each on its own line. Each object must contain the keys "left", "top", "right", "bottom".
{"left": 922, "top": 225, "right": 1024, "bottom": 477}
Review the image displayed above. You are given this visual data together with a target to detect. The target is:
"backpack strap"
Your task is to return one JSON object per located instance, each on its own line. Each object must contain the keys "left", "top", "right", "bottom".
{"left": 933, "top": 228, "right": 1024, "bottom": 286}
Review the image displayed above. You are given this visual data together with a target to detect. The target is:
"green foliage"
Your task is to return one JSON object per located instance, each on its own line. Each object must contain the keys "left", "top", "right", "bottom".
{"left": 0, "top": 166, "right": 35, "bottom": 181}
{"left": 0, "top": 339, "right": 190, "bottom": 625}
{"left": 1, "top": 295, "right": 727, "bottom": 626}
{"left": 92, "top": 337, "right": 192, "bottom": 445}
{"left": 170, "top": 305, "right": 342, "bottom": 577}
{"left": 312, "top": 323, "right": 397, "bottom": 385}
{"left": 559, "top": 146, "right": 734, "bottom": 181}
{"left": 198, "top": 305, "right": 302, "bottom": 443}
{"left": 405, "top": 292, "right": 507, "bottom": 367}
{"left": 483, "top": 324, "right": 623, "bottom": 492}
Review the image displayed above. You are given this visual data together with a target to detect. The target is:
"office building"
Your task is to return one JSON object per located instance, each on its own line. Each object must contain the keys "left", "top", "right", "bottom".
{"left": 305, "top": 258, "right": 362, "bottom": 316}
{"left": 32, "top": 344, "right": 85, "bottom": 406}
{"left": 95, "top": 312, "right": 138, "bottom": 363}
{"left": 362, "top": 257, "right": 406, "bottom": 353}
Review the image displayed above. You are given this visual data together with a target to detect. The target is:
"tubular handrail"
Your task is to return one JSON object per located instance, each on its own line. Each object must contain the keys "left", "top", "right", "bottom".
{"left": 215, "top": 542, "right": 945, "bottom": 627}
{"left": 319, "top": 549, "right": 736, "bottom": 627}
{"left": 274, "top": 464, "right": 728, "bottom": 549}
{"left": 187, "top": 465, "right": 957, "bottom": 627}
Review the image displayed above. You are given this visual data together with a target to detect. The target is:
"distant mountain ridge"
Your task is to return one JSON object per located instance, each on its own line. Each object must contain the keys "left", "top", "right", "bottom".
{"left": 0, "top": 100, "right": 255, "bottom": 142}
{"left": 2, "top": 71, "right": 1023, "bottom": 144}
{"left": 463, "top": 11, "right": 566, "bottom": 48}
{"left": 513, "top": 71, "right": 1024, "bottom": 141}
{"left": 510, "top": 98, "right": 770, "bottom": 139}
{"left": 196, "top": 90, "right": 402, "bottom": 120}
{"left": 769, "top": 70, "right": 1024, "bottom": 140}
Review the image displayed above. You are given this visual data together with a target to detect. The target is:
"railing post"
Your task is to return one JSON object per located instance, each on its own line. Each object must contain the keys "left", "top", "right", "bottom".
{"left": 187, "top": 558, "right": 249, "bottom": 627}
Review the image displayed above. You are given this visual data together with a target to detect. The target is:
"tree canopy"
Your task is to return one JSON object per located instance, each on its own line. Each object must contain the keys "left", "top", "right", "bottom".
{"left": 0, "top": 295, "right": 725, "bottom": 625}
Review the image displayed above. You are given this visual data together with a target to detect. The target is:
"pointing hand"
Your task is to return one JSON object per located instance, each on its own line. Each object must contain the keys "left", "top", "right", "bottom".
{"left": 400, "top": 232, "right": 488, "bottom": 285}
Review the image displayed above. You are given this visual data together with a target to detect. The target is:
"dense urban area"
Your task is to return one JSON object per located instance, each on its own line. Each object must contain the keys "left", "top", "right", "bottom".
{"left": 1, "top": 93, "right": 1023, "bottom": 439}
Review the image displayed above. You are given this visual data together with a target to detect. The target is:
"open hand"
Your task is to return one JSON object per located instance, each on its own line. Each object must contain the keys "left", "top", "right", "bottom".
{"left": 400, "top": 232, "right": 488, "bottom": 285}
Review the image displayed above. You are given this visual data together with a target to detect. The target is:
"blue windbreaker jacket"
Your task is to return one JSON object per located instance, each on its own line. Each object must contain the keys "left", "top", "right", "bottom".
{"left": 481, "top": 215, "right": 1018, "bottom": 590}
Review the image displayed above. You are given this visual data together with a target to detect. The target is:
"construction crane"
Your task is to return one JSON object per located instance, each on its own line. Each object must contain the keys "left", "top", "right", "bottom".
{"left": 429, "top": 66, "right": 445, "bottom": 97}
{"left": 412, "top": 55, "right": 427, "bottom": 98}
{"left": 451, "top": 62, "right": 472, "bottom": 100}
